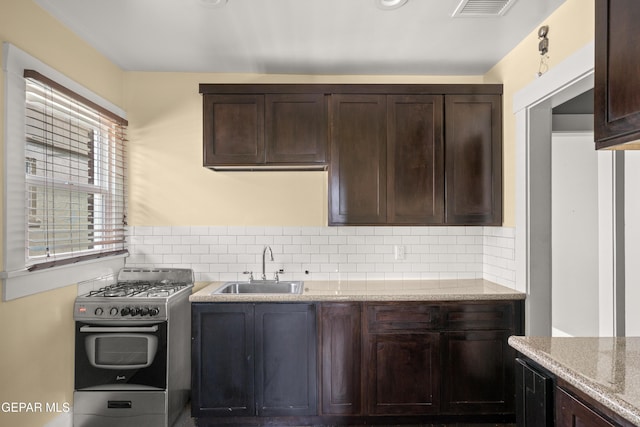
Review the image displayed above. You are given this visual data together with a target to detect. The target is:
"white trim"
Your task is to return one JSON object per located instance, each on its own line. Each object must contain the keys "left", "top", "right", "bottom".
{"left": 551, "top": 327, "right": 573, "bottom": 337}
{"left": 598, "top": 151, "right": 616, "bottom": 337}
{"left": 514, "top": 40, "right": 595, "bottom": 336}
{"left": 1, "top": 43, "right": 127, "bottom": 300}
{"left": 1, "top": 254, "right": 126, "bottom": 300}
{"left": 513, "top": 41, "right": 595, "bottom": 113}
{"left": 2, "top": 43, "right": 125, "bottom": 117}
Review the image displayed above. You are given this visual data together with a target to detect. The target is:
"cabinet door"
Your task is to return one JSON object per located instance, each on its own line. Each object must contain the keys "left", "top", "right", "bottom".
{"left": 191, "top": 303, "right": 255, "bottom": 417}
{"left": 203, "top": 94, "right": 264, "bottom": 165}
{"left": 254, "top": 303, "right": 318, "bottom": 417}
{"left": 441, "top": 330, "right": 514, "bottom": 414}
{"left": 444, "top": 94, "right": 502, "bottom": 225}
{"left": 366, "top": 332, "right": 440, "bottom": 415}
{"left": 387, "top": 95, "right": 444, "bottom": 224}
{"left": 556, "top": 387, "right": 617, "bottom": 427}
{"left": 319, "top": 303, "right": 362, "bottom": 415}
{"left": 595, "top": 0, "right": 640, "bottom": 148}
{"left": 266, "top": 94, "right": 327, "bottom": 164}
{"left": 329, "top": 94, "right": 387, "bottom": 225}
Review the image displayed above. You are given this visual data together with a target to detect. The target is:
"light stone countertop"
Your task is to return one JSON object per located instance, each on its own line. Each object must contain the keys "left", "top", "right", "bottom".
{"left": 189, "top": 278, "right": 524, "bottom": 302}
{"left": 509, "top": 336, "right": 640, "bottom": 426}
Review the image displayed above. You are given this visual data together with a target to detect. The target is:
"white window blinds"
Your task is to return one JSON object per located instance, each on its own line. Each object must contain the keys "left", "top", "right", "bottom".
{"left": 23, "top": 70, "right": 128, "bottom": 271}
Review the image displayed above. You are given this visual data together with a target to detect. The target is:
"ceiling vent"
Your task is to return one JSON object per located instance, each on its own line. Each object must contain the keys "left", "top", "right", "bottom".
{"left": 452, "top": 0, "right": 517, "bottom": 17}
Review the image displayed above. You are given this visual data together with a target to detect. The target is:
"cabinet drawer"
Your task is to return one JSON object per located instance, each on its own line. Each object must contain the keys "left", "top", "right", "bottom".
{"left": 366, "top": 303, "right": 439, "bottom": 332}
{"left": 442, "top": 302, "right": 513, "bottom": 330}
{"left": 556, "top": 387, "right": 618, "bottom": 427}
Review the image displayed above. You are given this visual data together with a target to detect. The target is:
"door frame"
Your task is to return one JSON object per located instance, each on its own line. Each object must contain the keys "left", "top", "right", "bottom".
{"left": 513, "top": 41, "right": 601, "bottom": 336}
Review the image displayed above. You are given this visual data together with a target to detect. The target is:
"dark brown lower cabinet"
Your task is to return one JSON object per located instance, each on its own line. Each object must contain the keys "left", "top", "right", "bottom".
{"left": 556, "top": 381, "right": 635, "bottom": 427}
{"left": 319, "top": 303, "right": 362, "bottom": 416}
{"left": 255, "top": 303, "right": 318, "bottom": 417}
{"left": 191, "top": 303, "right": 317, "bottom": 419}
{"left": 193, "top": 300, "right": 521, "bottom": 425}
{"left": 442, "top": 330, "right": 514, "bottom": 414}
{"left": 366, "top": 332, "right": 440, "bottom": 415}
{"left": 191, "top": 303, "right": 255, "bottom": 417}
{"left": 319, "top": 300, "right": 522, "bottom": 422}
{"left": 556, "top": 387, "right": 616, "bottom": 427}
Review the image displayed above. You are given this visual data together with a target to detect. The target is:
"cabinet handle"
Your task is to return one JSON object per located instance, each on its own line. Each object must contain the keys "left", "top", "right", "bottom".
{"left": 107, "top": 401, "right": 132, "bottom": 409}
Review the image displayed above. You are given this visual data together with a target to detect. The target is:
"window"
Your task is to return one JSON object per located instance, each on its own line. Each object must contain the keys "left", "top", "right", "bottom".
{"left": 2, "top": 43, "right": 128, "bottom": 300}
{"left": 23, "top": 70, "right": 128, "bottom": 270}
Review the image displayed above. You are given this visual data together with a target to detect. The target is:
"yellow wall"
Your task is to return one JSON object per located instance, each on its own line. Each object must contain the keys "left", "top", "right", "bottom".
{"left": 484, "top": 0, "right": 595, "bottom": 226}
{"left": 0, "top": 1, "right": 125, "bottom": 426}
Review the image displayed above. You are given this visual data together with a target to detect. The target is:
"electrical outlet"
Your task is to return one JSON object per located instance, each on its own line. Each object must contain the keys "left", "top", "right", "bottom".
{"left": 394, "top": 245, "right": 406, "bottom": 260}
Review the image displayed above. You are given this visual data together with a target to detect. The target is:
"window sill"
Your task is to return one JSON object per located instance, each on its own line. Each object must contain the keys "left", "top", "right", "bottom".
{"left": 1, "top": 253, "right": 127, "bottom": 301}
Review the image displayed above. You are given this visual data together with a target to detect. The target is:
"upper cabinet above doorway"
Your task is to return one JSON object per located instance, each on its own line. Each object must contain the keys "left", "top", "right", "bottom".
{"left": 595, "top": 0, "right": 640, "bottom": 149}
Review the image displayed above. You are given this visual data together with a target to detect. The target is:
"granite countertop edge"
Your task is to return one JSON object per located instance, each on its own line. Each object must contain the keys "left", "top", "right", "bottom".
{"left": 189, "top": 278, "right": 525, "bottom": 302}
{"left": 508, "top": 336, "right": 640, "bottom": 426}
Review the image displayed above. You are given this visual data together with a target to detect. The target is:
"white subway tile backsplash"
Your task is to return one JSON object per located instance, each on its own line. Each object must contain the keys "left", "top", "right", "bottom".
{"left": 125, "top": 225, "right": 516, "bottom": 288}
{"left": 438, "top": 236, "right": 457, "bottom": 245}
{"left": 237, "top": 235, "right": 256, "bottom": 245}
{"left": 483, "top": 226, "right": 516, "bottom": 288}
{"left": 143, "top": 236, "right": 163, "bottom": 245}
{"left": 219, "top": 235, "right": 237, "bottom": 245}
{"left": 153, "top": 226, "right": 172, "bottom": 236}
{"left": 383, "top": 236, "right": 403, "bottom": 245}
{"left": 374, "top": 227, "right": 393, "bottom": 236}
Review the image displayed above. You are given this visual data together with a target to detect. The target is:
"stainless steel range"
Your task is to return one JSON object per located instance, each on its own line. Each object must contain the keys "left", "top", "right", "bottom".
{"left": 73, "top": 268, "right": 194, "bottom": 427}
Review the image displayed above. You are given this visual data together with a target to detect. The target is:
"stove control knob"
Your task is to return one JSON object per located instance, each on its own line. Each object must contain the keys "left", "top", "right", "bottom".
{"left": 94, "top": 307, "right": 104, "bottom": 316}
{"left": 149, "top": 307, "right": 160, "bottom": 316}
{"left": 132, "top": 307, "right": 141, "bottom": 316}
{"left": 109, "top": 307, "right": 119, "bottom": 316}
{"left": 121, "top": 307, "right": 131, "bottom": 316}
{"left": 140, "top": 307, "right": 150, "bottom": 316}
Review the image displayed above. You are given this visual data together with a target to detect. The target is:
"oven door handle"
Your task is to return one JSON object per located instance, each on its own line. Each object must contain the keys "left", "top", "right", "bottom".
{"left": 79, "top": 325, "right": 159, "bottom": 333}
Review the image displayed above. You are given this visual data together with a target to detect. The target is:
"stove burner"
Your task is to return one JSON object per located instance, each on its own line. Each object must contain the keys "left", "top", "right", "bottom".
{"left": 86, "top": 280, "right": 190, "bottom": 298}
{"left": 103, "top": 288, "right": 130, "bottom": 297}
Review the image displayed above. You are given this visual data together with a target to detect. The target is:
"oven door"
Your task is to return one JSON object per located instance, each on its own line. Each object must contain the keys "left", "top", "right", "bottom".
{"left": 75, "top": 322, "right": 167, "bottom": 390}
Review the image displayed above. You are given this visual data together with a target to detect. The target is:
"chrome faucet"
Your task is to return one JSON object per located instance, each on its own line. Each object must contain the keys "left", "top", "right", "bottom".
{"left": 261, "top": 246, "right": 273, "bottom": 280}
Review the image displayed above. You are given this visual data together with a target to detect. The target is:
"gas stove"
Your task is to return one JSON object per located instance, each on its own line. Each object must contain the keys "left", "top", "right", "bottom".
{"left": 73, "top": 267, "right": 194, "bottom": 427}
{"left": 74, "top": 267, "right": 194, "bottom": 322}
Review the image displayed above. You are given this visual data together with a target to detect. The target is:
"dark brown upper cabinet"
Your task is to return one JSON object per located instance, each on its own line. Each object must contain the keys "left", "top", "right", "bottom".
{"left": 328, "top": 87, "right": 501, "bottom": 226}
{"left": 329, "top": 94, "right": 444, "bottom": 226}
{"left": 329, "top": 94, "right": 388, "bottom": 224}
{"left": 265, "top": 93, "right": 327, "bottom": 164}
{"left": 388, "top": 95, "right": 445, "bottom": 224}
{"left": 203, "top": 94, "right": 265, "bottom": 166}
{"left": 200, "top": 84, "right": 502, "bottom": 225}
{"left": 595, "top": 0, "right": 640, "bottom": 149}
{"left": 201, "top": 89, "right": 327, "bottom": 169}
{"left": 445, "top": 94, "right": 502, "bottom": 225}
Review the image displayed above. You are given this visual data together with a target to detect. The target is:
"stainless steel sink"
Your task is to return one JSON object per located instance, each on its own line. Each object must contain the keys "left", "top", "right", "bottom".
{"left": 212, "top": 280, "right": 303, "bottom": 295}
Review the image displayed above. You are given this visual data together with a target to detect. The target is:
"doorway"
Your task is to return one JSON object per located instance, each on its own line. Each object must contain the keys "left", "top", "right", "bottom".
{"left": 513, "top": 41, "right": 624, "bottom": 337}
{"left": 551, "top": 131, "right": 599, "bottom": 336}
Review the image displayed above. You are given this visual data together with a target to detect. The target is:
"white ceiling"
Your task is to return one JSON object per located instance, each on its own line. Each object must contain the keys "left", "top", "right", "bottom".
{"left": 34, "top": 0, "right": 566, "bottom": 75}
